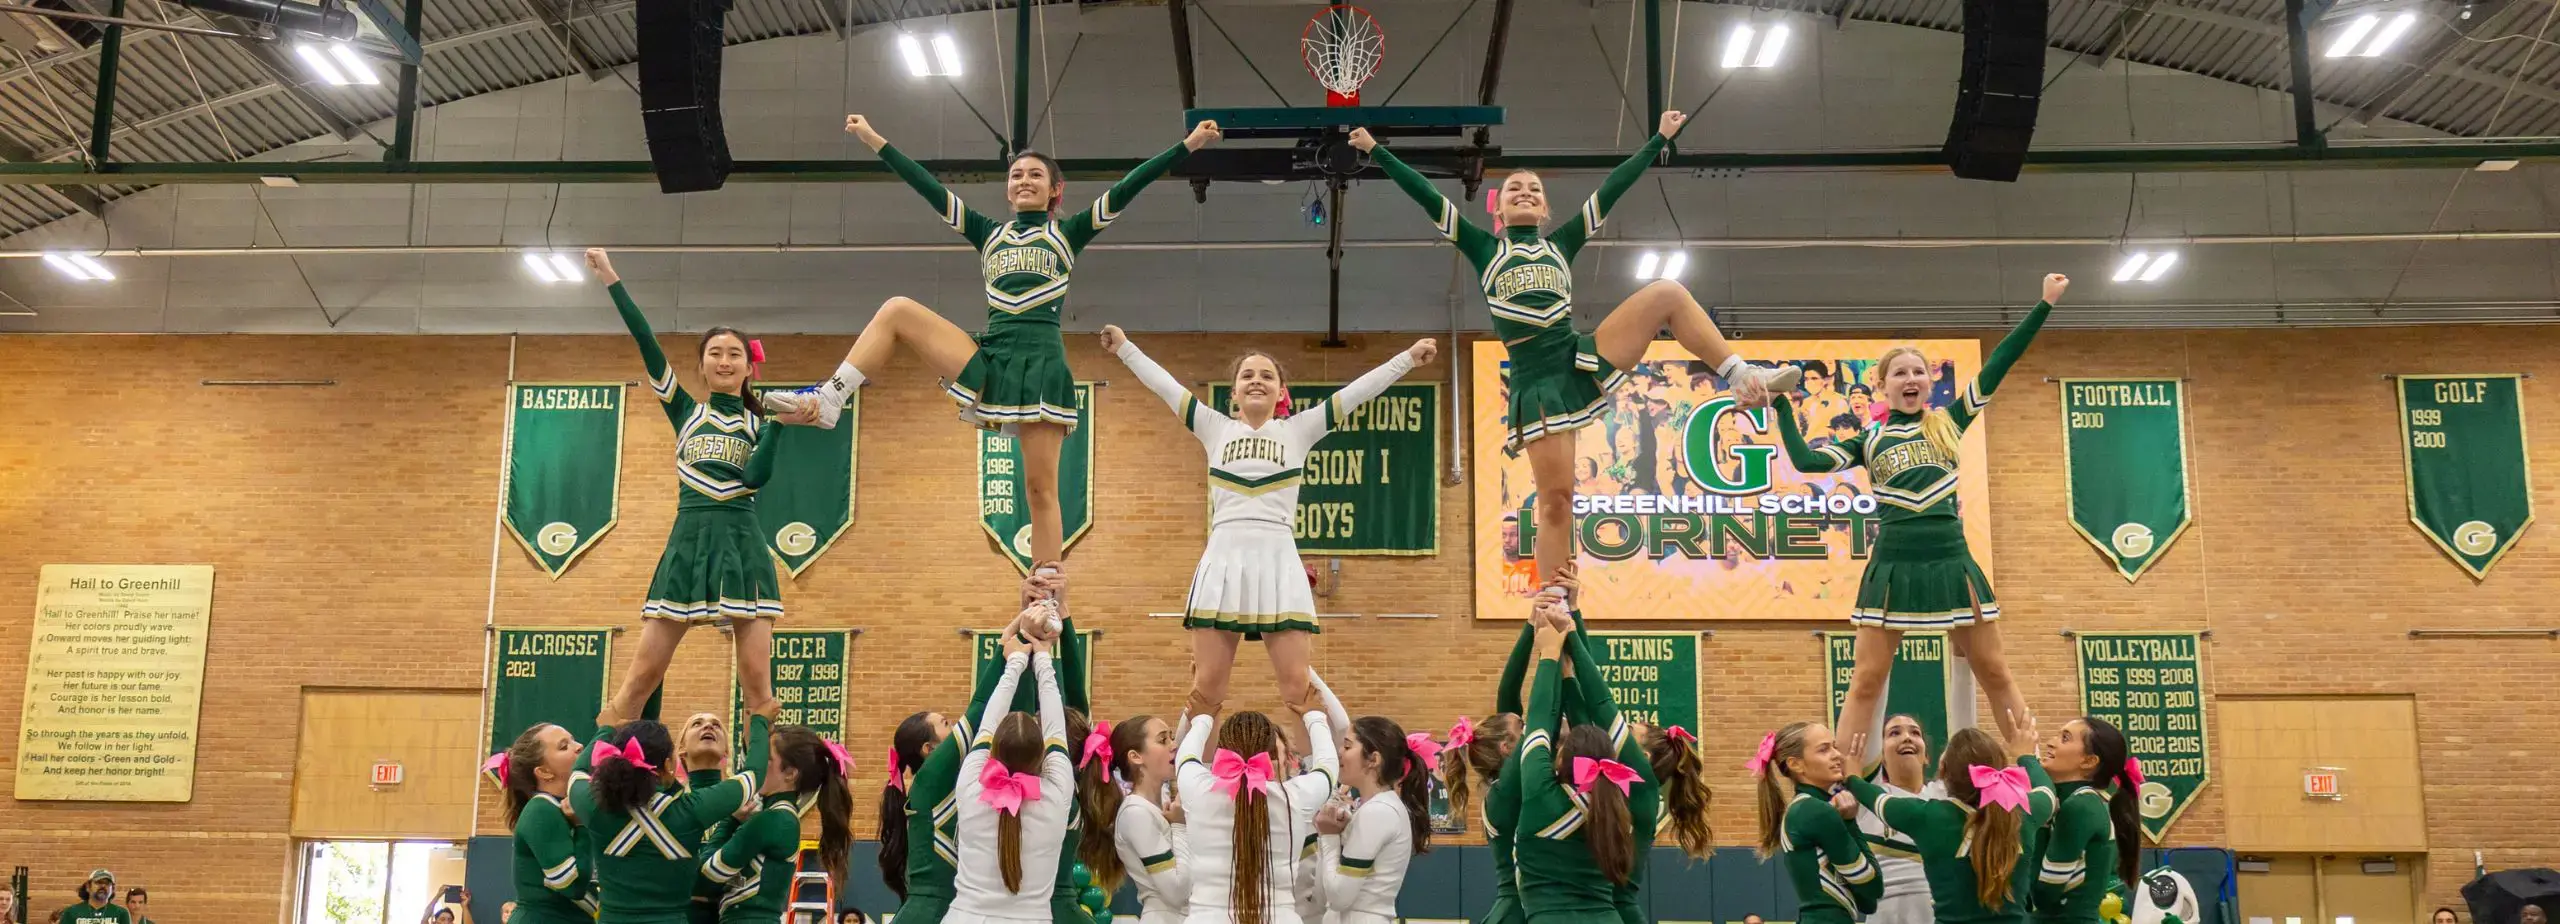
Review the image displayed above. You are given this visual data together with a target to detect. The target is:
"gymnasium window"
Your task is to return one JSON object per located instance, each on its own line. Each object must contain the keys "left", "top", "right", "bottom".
{"left": 295, "top": 841, "right": 467, "bottom": 924}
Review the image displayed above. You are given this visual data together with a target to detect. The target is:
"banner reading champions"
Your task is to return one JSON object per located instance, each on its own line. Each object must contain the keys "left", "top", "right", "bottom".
{"left": 2397, "top": 375, "right": 2532, "bottom": 579}
{"left": 981, "top": 384, "right": 1096, "bottom": 573}
{"left": 1470, "top": 339, "right": 1989, "bottom": 620}
{"left": 750, "top": 384, "right": 859, "bottom": 577}
{"left": 504, "top": 383, "right": 626, "bottom": 577}
{"left": 1206, "top": 381, "right": 1441, "bottom": 555}
{"left": 734, "top": 630, "right": 850, "bottom": 747}
{"left": 2060, "top": 379, "right": 2193, "bottom": 581}
{"left": 1824, "top": 631, "right": 1953, "bottom": 762}
{"left": 2075, "top": 631, "right": 2209, "bottom": 842}
{"left": 487, "top": 628, "right": 613, "bottom": 754}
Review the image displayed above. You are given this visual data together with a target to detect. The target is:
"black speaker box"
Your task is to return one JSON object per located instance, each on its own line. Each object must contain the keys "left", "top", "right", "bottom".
{"left": 1942, "top": 0, "right": 2047, "bottom": 182}
{"left": 638, "top": 0, "right": 732, "bottom": 193}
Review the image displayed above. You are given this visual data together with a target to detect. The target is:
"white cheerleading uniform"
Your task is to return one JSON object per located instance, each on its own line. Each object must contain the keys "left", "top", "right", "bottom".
{"left": 1295, "top": 672, "right": 1356, "bottom": 923}
{"left": 951, "top": 651, "right": 1072, "bottom": 924}
{"left": 1859, "top": 777, "right": 1945, "bottom": 924}
{"left": 1314, "top": 792, "right": 1414, "bottom": 924}
{"left": 1175, "top": 711, "right": 1339, "bottom": 924}
{"left": 1114, "top": 797, "right": 1192, "bottom": 924}
{"left": 1113, "top": 338, "right": 1418, "bottom": 637}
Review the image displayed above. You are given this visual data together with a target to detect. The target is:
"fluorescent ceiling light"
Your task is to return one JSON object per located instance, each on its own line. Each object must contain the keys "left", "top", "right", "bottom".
{"left": 523, "top": 252, "right": 562, "bottom": 283}
{"left": 326, "top": 43, "right": 379, "bottom": 85}
{"left": 295, "top": 44, "right": 350, "bottom": 86}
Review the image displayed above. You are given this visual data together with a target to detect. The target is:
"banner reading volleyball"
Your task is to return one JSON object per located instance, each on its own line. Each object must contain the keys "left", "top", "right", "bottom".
{"left": 734, "top": 630, "right": 849, "bottom": 747}
{"left": 487, "top": 628, "right": 613, "bottom": 754}
{"left": 1205, "top": 381, "right": 1440, "bottom": 554}
{"left": 1825, "top": 631, "right": 1951, "bottom": 761}
{"left": 750, "top": 384, "right": 859, "bottom": 577}
{"left": 2075, "top": 631, "right": 2209, "bottom": 842}
{"left": 504, "top": 383, "right": 626, "bottom": 577}
{"left": 980, "top": 383, "right": 1096, "bottom": 573}
{"left": 2398, "top": 375, "right": 2532, "bottom": 579}
{"left": 1585, "top": 631, "right": 1700, "bottom": 733}
{"left": 2060, "top": 379, "right": 2194, "bottom": 581}
{"left": 1470, "top": 339, "right": 1989, "bottom": 621}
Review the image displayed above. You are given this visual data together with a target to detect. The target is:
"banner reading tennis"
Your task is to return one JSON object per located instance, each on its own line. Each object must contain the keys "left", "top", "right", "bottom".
{"left": 2060, "top": 379, "right": 2193, "bottom": 581}
{"left": 1586, "top": 631, "right": 1700, "bottom": 733}
{"left": 981, "top": 383, "right": 1095, "bottom": 573}
{"left": 2075, "top": 631, "right": 2209, "bottom": 842}
{"left": 1825, "top": 631, "right": 1951, "bottom": 762}
{"left": 1207, "top": 381, "right": 1440, "bottom": 554}
{"left": 1471, "top": 339, "right": 1990, "bottom": 621}
{"left": 488, "top": 628, "right": 613, "bottom": 754}
{"left": 505, "top": 383, "right": 626, "bottom": 577}
{"left": 750, "top": 384, "right": 859, "bottom": 577}
{"left": 2398, "top": 374, "right": 2532, "bottom": 579}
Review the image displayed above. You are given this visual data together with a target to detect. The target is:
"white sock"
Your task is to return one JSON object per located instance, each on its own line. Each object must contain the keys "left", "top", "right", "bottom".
{"left": 817, "top": 360, "right": 865, "bottom": 403}
{"left": 1716, "top": 354, "right": 1746, "bottom": 379}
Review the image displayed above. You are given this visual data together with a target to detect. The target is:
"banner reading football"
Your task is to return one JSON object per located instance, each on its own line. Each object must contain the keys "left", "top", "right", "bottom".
{"left": 1470, "top": 340, "right": 1990, "bottom": 621}
{"left": 504, "top": 383, "right": 626, "bottom": 577}
{"left": 2398, "top": 375, "right": 2533, "bottom": 579}
{"left": 2075, "top": 631, "right": 2209, "bottom": 842}
{"left": 981, "top": 384, "right": 1095, "bottom": 573}
{"left": 750, "top": 384, "right": 858, "bottom": 577}
{"left": 1207, "top": 381, "right": 1440, "bottom": 555}
{"left": 2060, "top": 379, "right": 2194, "bottom": 582}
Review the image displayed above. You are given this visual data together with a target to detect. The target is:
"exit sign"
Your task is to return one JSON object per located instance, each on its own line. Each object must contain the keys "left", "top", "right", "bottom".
{"left": 371, "top": 762, "right": 404, "bottom": 786}
{"left": 2304, "top": 770, "right": 2341, "bottom": 799}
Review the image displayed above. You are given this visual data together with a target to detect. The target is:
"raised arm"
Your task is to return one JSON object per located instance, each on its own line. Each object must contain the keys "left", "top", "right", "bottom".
{"left": 1359, "top": 141, "right": 1499, "bottom": 265}
{"left": 850, "top": 114, "right": 1000, "bottom": 249}
{"left": 1952, "top": 275, "right": 2065, "bottom": 431}
{"left": 1055, "top": 615, "right": 1089, "bottom": 715}
{"left": 1062, "top": 134, "right": 1204, "bottom": 250}
{"left": 1291, "top": 344, "right": 1426, "bottom": 443}
{"left": 1306, "top": 669, "right": 1353, "bottom": 747}
{"left": 1176, "top": 714, "right": 1216, "bottom": 794}
{"left": 1495, "top": 618, "right": 1536, "bottom": 716}
{"left": 1034, "top": 652, "right": 1074, "bottom": 795}
{"left": 2019, "top": 754, "right": 2057, "bottom": 829}
{"left": 1559, "top": 616, "right": 1626, "bottom": 747}
{"left": 1285, "top": 709, "right": 1340, "bottom": 803}
{"left": 1771, "top": 396, "right": 1859, "bottom": 473}
{"left": 1108, "top": 329, "right": 1228, "bottom": 436}
{"left": 593, "top": 252, "right": 693, "bottom": 428}
{"left": 1522, "top": 657, "right": 1564, "bottom": 785}
{"left": 973, "top": 651, "right": 1033, "bottom": 749}
{"left": 1546, "top": 122, "right": 1675, "bottom": 257}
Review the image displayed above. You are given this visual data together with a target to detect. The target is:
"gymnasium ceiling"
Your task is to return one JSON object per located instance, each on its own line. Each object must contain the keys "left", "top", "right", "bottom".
{"left": 2, "top": 0, "right": 2559, "bottom": 332}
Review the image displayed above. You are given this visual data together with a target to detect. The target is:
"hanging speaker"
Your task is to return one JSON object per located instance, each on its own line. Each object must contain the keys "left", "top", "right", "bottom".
{"left": 1942, "top": 0, "right": 2047, "bottom": 182}
{"left": 637, "top": 0, "right": 732, "bottom": 193}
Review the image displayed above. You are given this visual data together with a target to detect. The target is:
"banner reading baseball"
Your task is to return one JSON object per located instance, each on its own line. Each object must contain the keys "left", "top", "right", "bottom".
{"left": 1207, "top": 381, "right": 1440, "bottom": 554}
{"left": 1471, "top": 340, "right": 1989, "bottom": 620}
{"left": 504, "top": 383, "right": 626, "bottom": 577}
{"left": 750, "top": 384, "right": 859, "bottom": 577}
{"left": 2059, "top": 379, "right": 2194, "bottom": 581}
{"left": 980, "top": 383, "right": 1095, "bottom": 573}
{"left": 2397, "top": 374, "right": 2532, "bottom": 579}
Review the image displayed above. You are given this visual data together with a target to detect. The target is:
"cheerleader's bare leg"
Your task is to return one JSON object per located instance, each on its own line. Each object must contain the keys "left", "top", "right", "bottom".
{"left": 607, "top": 618, "right": 689, "bottom": 724}
{"left": 1015, "top": 422, "right": 1068, "bottom": 568}
{"left": 1837, "top": 624, "right": 1898, "bottom": 769}
{"left": 732, "top": 616, "right": 776, "bottom": 717}
{"left": 1187, "top": 628, "right": 1243, "bottom": 718}
{"left": 1523, "top": 432, "right": 1580, "bottom": 583}
{"left": 1948, "top": 600, "right": 2023, "bottom": 742}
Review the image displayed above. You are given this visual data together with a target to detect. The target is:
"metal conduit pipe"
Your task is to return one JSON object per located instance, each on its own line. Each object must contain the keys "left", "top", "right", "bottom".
{"left": 170, "top": 0, "right": 358, "bottom": 38}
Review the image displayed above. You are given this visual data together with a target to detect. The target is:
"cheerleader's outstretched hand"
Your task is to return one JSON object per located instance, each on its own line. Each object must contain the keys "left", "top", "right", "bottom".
{"left": 2043, "top": 273, "right": 2070, "bottom": 305}
{"left": 1098, "top": 324, "right": 1128, "bottom": 353}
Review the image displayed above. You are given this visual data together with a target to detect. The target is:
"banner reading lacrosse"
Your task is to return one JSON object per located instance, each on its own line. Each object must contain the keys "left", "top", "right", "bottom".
{"left": 970, "top": 629, "right": 1096, "bottom": 702}
{"left": 2398, "top": 375, "right": 2533, "bottom": 579}
{"left": 1825, "top": 632, "right": 1953, "bottom": 763}
{"left": 1470, "top": 340, "right": 1990, "bottom": 621}
{"left": 750, "top": 384, "right": 859, "bottom": 577}
{"left": 505, "top": 383, "right": 626, "bottom": 577}
{"left": 734, "top": 630, "right": 849, "bottom": 747}
{"left": 981, "top": 384, "right": 1095, "bottom": 573}
{"left": 1204, "top": 381, "right": 1441, "bottom": 554}
{"left": 1585, "top": 631, "right": 1701, "bottom": 734}
{"left": 2075, "top": 632, "right": 2209, "bottom": 842}
{"left": 488, "top": 628, "right": 613, "bottom": 754}
{"left": 2060, "top": 379, "right": 2194, "bottom": 581}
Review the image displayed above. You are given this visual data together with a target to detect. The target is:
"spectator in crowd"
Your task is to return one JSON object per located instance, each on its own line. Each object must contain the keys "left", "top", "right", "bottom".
{"left": 425, "top": 890, "right": 475, "bottom": 924}
{"left": 2434, "top": 909, "right": 2459, "bottom": 924}
{"left": 120, "top": 889, "right": 149, "bottom": 924}
{"left": 835, "top": 911, "right": 869, "bottom": 924}
{"left": 2, "top": 886, "right": 16, "bottom": 924}
{"left": 2521, "top": 906, "right": 2546, "bottom": 924}
{"left": 500, "top": 900, "right": 517, "bottom": 923}
{"left": 1744, "top": 915, "right": 1766, "bottom": 924}
{"left": 60, "top": 871, "right": 127, "bottom": 924}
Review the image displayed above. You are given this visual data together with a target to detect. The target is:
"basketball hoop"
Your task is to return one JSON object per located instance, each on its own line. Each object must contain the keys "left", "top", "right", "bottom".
{"left": 1301, "top": 5, "right": 1384, "bottom": 107}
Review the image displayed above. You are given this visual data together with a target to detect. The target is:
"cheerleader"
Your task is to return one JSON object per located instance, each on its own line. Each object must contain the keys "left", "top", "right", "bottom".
{"left": 1448, "top": 573, "right": 1614, "bottom": 924}
{"left": 1508, "top": 614, "right": 1648, "bottom": 924}
{"left": 1102, "top": 326, "right": 1434, "bottom": 717}
{"left": 586, "top": 249, "right": 786, "bottom": 727}
{"left": 572, "top": 703, "right": 777, "bottom": 924}
{"left": 1177, "top": 706, "right": 1339, "bottom": 924}
{"left": 2032, "top": 717, "right": 2143, "bottom": 924}
{"left": 680, "top": 713, "right": 737, "bottom": 924}
{"left": 765, "top": 117, "right": 1223, "bottom": 577}
{"left": 1860, "top": 715, "right": 1943, "bottom": 924}
{"left": 1771, "top": 273, "right": 2069, "bottom": 757}
{"left": 951, "top": 632, "right": 1074, "bottom": 924}
{"left": 489, "top": 724, "right": 598, "bottom": 924}
{"left": 1099, "top": 717, "right": 1190, "bottom": 924}
{"left": 1291, "top": 670, "right": 1359, "bottom": 924}
{"left": 1349, "top": 113, "right": 1796, "bottom": 584}
{"left": 1840, "top": 716, "right": 2055, "bottom": 924}
{"left": 1311, "top": 715, "right": 1435, "bottom": 924}
{"left": 1749, "top": 722, "right": 1880, "bottom": 924}
{"left": 700, "top": 727, "right": 858, "bottom": 924}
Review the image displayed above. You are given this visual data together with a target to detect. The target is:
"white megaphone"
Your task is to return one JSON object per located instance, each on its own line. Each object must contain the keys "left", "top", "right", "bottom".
{"left": 2133, "top": 869, "right": 2201, "bottom": 924}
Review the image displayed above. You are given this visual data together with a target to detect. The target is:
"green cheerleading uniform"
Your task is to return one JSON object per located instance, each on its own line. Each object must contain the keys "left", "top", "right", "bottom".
{"left": 877, "top": 142, "right": 1190, "bottom": 432}
{"left": 1771, "top": 299, "right": 2052, "bottom": 630}
{"left": 895, "top": 619, "right": 1091, "bottom": 924}
{"left": 1775, "top": 781, "right": 1883, "bottom": 924}
{"left": 1509, "top": 653, "right": 1643, "bottom": 924}
{"left": 691, "top": 769, "right": 740, "bottom": 924}
{"left": 1373, "top": 134, "right": 1669, "bottom": 450}
{"left": 1843, "top": 757, "right": 2056, "bottom": 924}
{"left": 572, "top": 715, "right": 773, "bottom": 924}
{"left": 2032, "top": 782, "right": 2120, "bottom": 924}
{"left": 1487, "top": 612, "right": 1622, "bottom": 924}
{"left": 610, "top": 283, "right": 784, "bottom": 626}
{"left": 513, "top": 792, "right": 601, "bottom": 924}
{"left": 702, "top": 792, "right": 813, "bottom": 924}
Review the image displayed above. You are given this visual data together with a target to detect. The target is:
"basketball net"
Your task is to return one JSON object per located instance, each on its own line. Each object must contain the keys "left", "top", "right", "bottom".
{"left": 1302, "top": 5, "right": 1383, "bottom": 107}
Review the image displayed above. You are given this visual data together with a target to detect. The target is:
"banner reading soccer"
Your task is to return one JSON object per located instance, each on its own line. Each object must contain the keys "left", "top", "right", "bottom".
{"left": 2397, "top": 374, "right": 2533, "bottom": 579}
{"left": 1825, "top": 631, "right": 1952, "bottom": 763}
{"left": 487, "top": 628, "right": 613, "bottom": 755}
{"left": 1471, "top": 340, "right": 1989, "bottom": 621}
{"left": 1586, "top": 631, "right": 1700, "bottom": 733}
{"left": 2060, "top": 379, "right": 2194, "bottom": 582}
{"left": 1207, "top": 381, "right": 1440, "bottom": 555}
{"left": 981, "top": 383, "right": 1095, "bottom": 573}
{"left": 750, "top": 384, "right": 859, "bottom": 577}
{"left": 734, "top": 630, "right": 849, "bottom": 748}
{"left": 2075, "top": 631, "right": 2209, "bottom": 842}
{"left": 504, "top": 383, "right": 626, "bottom": 577}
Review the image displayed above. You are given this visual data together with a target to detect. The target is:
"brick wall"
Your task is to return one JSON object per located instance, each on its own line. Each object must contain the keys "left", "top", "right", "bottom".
{"left": 1, "top": 325, "right": 2555, "bottom": 922}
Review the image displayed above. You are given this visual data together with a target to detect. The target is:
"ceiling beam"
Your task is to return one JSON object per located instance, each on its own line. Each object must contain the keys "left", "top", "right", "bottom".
{"left": 2355, "top": 0, "right": 2516, "bottom": 125}
{"left": 33, "top": 81, "right": 290, "bottom": 160}
{"left": 0, "top": 128, "right": 103, "bottom": 214}
{"left": 220, "top": 30, "right": 369, "bottom": 140}
{"left": 510, "top": 0, "right": 609, "bottom": 80}
{"left": 2085, "top": 0, "right": 2158, "bottom": 69}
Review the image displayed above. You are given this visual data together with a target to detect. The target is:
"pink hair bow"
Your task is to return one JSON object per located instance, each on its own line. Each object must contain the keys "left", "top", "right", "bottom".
{"left": 1485, "top": 186, "right": 1500, "bottom": 216}
{"left": 482, "top": 752, "right": 509, "bottom": 786}
{"left": 977, "top": 759, "right": 1043, "bottom": 815}
{"left": 592, "top": 738, "right": 654, "bottom": 771}
{"left": 1275, "top": 385, "right": 1294, "bottom": 419}
{"left": 1663, "top": 725, "right": 1697, "bottom": 746}
{"left": 1970, "top": 764, "right": 2033, "bottom": 812}
{"left": 2122, "top": 755, "right": 2146, "bottom": 790}
{"left": 886, "top": 746, "right": 909, "bottom": 792}
{"left": 1080, "top": 721, "right": 1114, "bottom": 769}
{"left": 1405, "top": 732, "right": 1444, "bottom": 772}
{"left": 1870, "top": 402, "right": 1890, "bottom": 423}
{"left": 746, "top": 339, "right": 767, "bottom": 377}
{"left": 1211, "top": 749, "right": 1273, "bottom": 801}
{"left": 1572, "top": 757, "right": 1640, "bottom": 795}
{"left": 1745, "top": 731, "right": 1778, "bottom": 776}
{"left": 1447, "top": 717, "right": 1476, "bottom": 750}
{"left": 821, "top": 738, "right": 855, "bottom": 778}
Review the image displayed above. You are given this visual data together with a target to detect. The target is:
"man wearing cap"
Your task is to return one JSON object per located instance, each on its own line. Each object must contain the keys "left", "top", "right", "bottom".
{"left": 59, "top": 871, "right": 130, "bottom": 924}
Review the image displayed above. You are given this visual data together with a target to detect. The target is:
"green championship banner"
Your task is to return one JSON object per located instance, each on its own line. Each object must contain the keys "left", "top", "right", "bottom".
{"left": 970, "top": 628, "right": 1095, "bottom": 703}
{"left": 2398, "top": 375, "right": 2533, "bottom": 579}
{"left": 487, "top": 628, "right": 613, "bottom": 755}
{"left": 2060, "top": 379, "right": 2194, "bottom": 582}
{"left": 980, "top": 383, "right": 1095, "bottom": 573}
{"left": 750, "top": 384, "right": 859, "bottom": 577}
{"left": 504, "top": 383, "right": 626, "bottom": 577}
{"left": 2075, "top": 632, "right": 2208, "bottom": 842}
{"left": 733, "top": 630, "right": 850, "bottom": 748}
{"left": 1205, "top": 381, "right": 1441, "bottom": 555}
{"left": 1585, "top": 631, "right": 1701, "bottom": 734}
{"left": 1825, "top": 632, "right": 1952, "bottom": 763}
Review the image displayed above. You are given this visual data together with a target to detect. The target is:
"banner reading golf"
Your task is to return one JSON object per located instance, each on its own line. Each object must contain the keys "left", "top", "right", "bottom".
{"left": 734, "top": 630, "right": 850, "bottom": 745}
{"left": 981, "top": 383, "right": 1095, "bottom": 573}
{"left": 2075, "top": 631, "right": 2209, "bottom": 842}
{"left": 2060, "top": 379, "right": 2194, "bottom": 581}
{"left": 504, "top": 383, "right": 626, "bottom": 577}
{"left": 1471, "top": 340, "right": 1989, "bottom": 621}
{"left": 970, "top": 629, "right": 1096, "bottom": 702}
{"left": 1207, "top": 381, "right": 1441, "bottom": 555}
{"left": 1585, "top": 631, "right": 1701, "bottom": 733}
{"left": 750, "top": 384, "right": 859, "bottom": 577}
{"left": 1825, "top": 631, "right": 1952, "bottom": 762}
{"left": 488, "top": 628, "right": 613, "bottom": 755}
{"left": 2398, "top": 374, "right": 2533, "bottom": 579}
